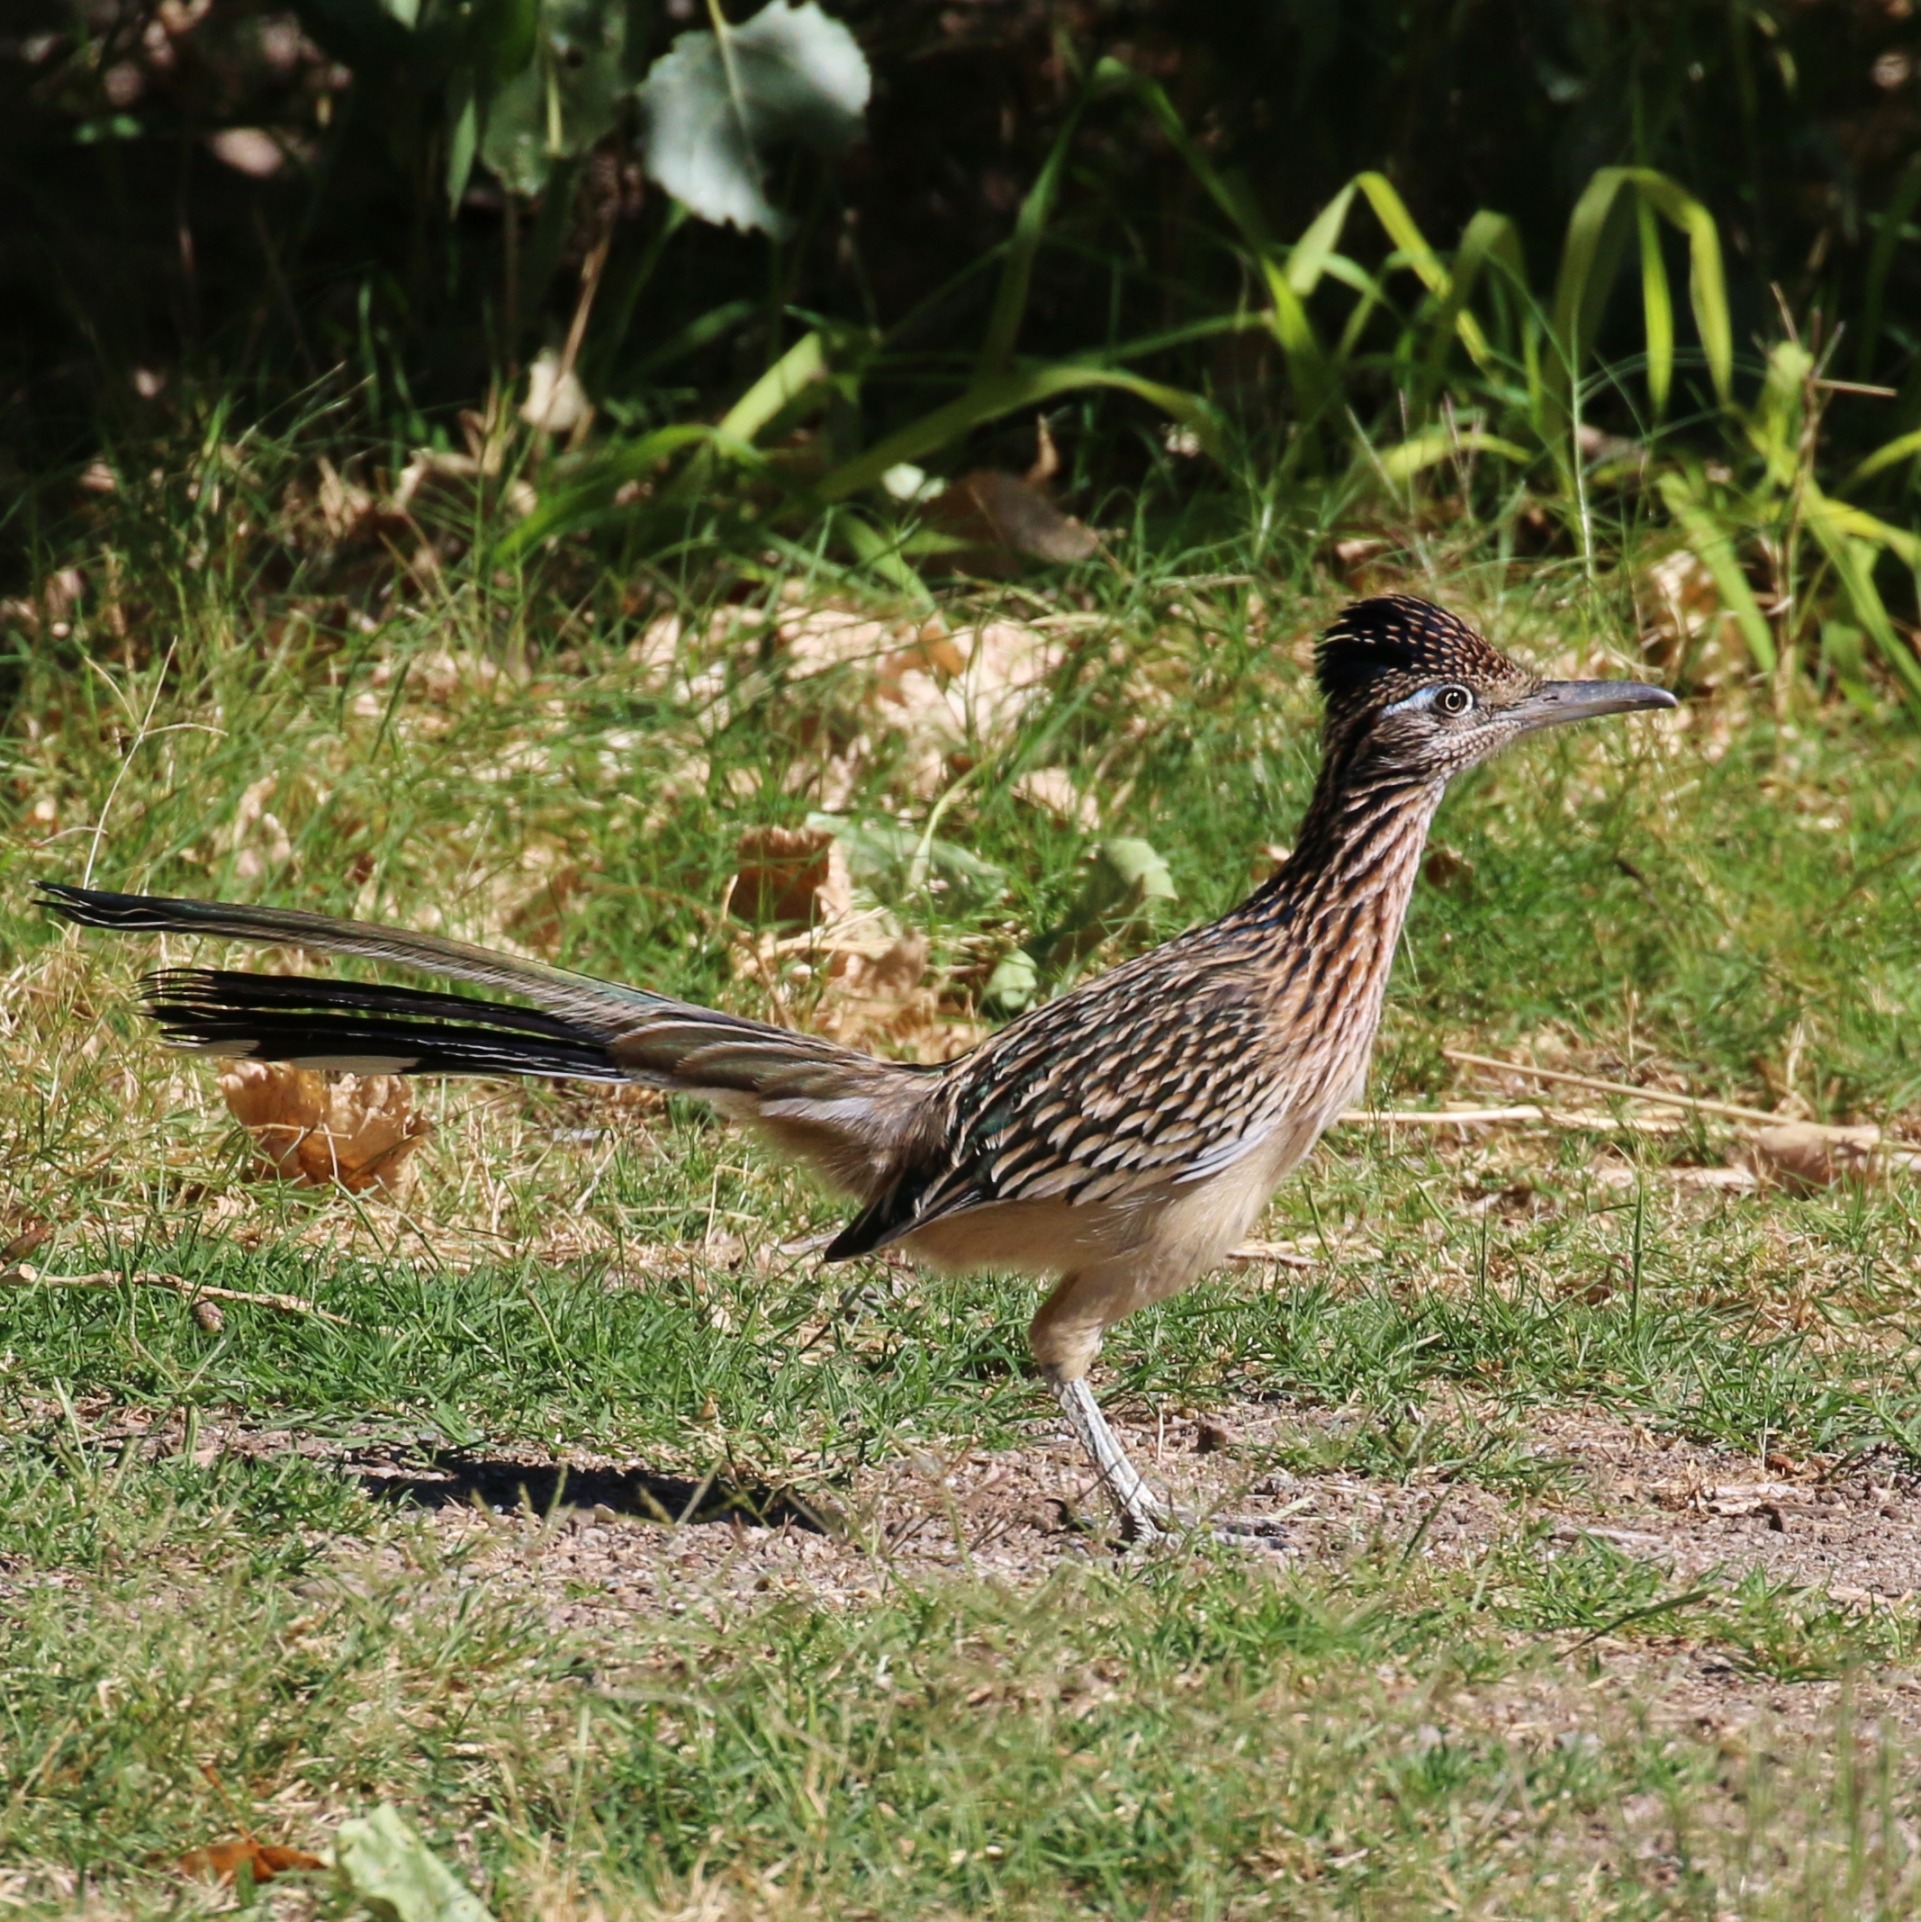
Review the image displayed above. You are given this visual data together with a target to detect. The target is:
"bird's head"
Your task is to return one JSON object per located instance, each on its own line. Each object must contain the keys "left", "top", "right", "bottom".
{"left": 1315, "top": 596, "right": 1675, "bottom": 785}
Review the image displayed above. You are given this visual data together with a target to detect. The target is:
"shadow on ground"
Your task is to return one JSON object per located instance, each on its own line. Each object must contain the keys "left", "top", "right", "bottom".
{"left": 348, "top": 1449, "right": 839, "bottom": 1533}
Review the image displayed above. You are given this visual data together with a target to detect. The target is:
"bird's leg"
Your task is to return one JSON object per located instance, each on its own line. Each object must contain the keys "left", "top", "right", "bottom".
{"left": 1047, "top": 1372, "right": 1174, "bottom": 1542}
{"left": 1045, "top": 1373, "right": 1293, "bottom": 1553}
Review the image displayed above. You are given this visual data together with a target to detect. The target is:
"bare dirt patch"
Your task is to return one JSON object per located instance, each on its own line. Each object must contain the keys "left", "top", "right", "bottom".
{"left": 230, "top": 1398, "right": 1921, "bottom": 1635}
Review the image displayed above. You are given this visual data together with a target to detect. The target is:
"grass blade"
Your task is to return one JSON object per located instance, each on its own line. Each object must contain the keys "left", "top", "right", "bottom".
{"left": 1637, "top": 193, "right": 1674, "bottom": 417}
{"left": 975, "top": 91, "right": 1091, "bottom": 377}
{"left": 1657, "top": 471, "right": 1778, "bottom": 674}
{"left": 816, "top": 365, "right": 1221, "bottom": 502}
{"left": 1376, "top": 428, "right": 1531, "bottom": 483}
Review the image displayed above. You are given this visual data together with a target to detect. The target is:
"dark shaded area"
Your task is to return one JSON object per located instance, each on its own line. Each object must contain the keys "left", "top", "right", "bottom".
{"left": 350, "top": 1447, "right": 841, "bottom": 1532}
{"left": 4, "top": 0, "right": 1919, "bottom": 479}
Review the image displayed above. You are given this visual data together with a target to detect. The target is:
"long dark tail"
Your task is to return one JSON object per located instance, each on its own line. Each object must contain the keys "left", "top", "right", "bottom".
{"left": 141, "top": 967, "right": 627, "bottom": 1080}
{"left": 41, "top": 883, "right": 939, "bottom": 1200}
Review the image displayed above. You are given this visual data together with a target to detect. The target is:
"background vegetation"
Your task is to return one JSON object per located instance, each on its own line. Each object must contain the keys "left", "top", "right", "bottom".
{"left": 6, "top": 3, "right": 1921, "bottom": 1918}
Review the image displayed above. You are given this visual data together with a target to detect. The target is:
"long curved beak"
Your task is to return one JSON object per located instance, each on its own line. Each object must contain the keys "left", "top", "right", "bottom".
{"left": 1510, "top": 679, "right": 1677, "bottom": 734}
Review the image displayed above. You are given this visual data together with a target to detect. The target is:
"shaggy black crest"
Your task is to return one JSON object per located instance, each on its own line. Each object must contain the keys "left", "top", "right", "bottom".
{"left": 1315, "top": 596, "right": 1519, "bottom": 708}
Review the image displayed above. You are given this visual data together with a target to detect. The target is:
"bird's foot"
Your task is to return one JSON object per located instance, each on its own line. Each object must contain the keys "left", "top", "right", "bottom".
{"left": 1113, "top": 1498, "right": 1291, "bottom": 1556}
{"left": 1202, "top": 1510, "right": 1294, "bottom": 1555}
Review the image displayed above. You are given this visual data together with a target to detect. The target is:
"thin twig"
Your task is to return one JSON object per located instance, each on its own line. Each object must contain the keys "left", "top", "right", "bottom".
{"left": 1441, "top": 1049, "right": 1789, "bottom": 1126}
{"left": 2, "top": 1262, "right": 363, "bottom": 1328}
{"left": 1340, "top": 1105, "right": 1685, "bottom": 1132}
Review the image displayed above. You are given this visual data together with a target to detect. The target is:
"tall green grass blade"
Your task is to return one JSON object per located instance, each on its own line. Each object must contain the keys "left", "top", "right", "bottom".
{"left": 718, "top": 330, "right": 831, "bottom": 442}
{"left": 1627, "top": 169, "right": 1732, "bottom": 404}
{"left": 1803, "top": 493, "right": 1921, "bottom": 712}
{"left": 1088, "top": 61, "right": 1339, "bottom": 421}
{"left": 1657, "top": 472, "right": 1778, "bottom": 673}
{"left": 1550, "top": 168, "right": 1731, "bottom": 434}
{"left": 1354, "top": 172, "right": 1493, "bottom": 368}
{"left": 816, "top": 365, "right": 1221, "bottom": 502}
{"left": 1807, "top": 495, "right": 1921, "bottom": 570}
{"left": 492, "top": 424, "right": 761, "bottom": 557}
{"left": 1376, "top": 428, "right": 1531, "bottom": 483}
{"left": 1550, "top": 169, "right": 1638, "bottom": 419}
{"left": 1284, "top": 182, "right": 1359, "bottom": 297}
{"left": 1414, "top": 208, "right": 1525, "bottom": 411}
{"left": 1637, "top": 194, "right": 1674, "bottom": 417}
{"left": 975, "top": 93, "right": 1090, "bottom": 377}
{"left": 1845, "top": 427, "right": 1921, "bottom": 491}
{"left": 836, "top": 510, "right": 935, "bottom": 605}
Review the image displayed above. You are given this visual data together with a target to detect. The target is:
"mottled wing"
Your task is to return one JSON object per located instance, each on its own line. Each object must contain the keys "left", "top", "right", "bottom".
{"left": 826, "top": 935, "right": 1284, "bottom": 1258}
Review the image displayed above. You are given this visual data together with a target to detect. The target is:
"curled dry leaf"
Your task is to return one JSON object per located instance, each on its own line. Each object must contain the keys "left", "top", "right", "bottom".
{"left": 177, "top": 1839, "right": 325, "bottom": 1884}
{"left": 1640, "top": 546, "right": 1740, "bottom": 682}
{"left": 924, "top": 470, "right": 1100, "bottom": 573}
{"left": 219, "top": 1060, "right": 432, "bottom": 1194}
{"left": 813, "top": 934, "right": 985, "bottom": 1062}
{"left": 1011, "top": 766, "right": 1099, "bottom": 830}
{"left": 1748, "top": 1120, "right": 1921, "bottom": 1192}
{"left": 730, "top": 823, "right": 854, "bottom": 927}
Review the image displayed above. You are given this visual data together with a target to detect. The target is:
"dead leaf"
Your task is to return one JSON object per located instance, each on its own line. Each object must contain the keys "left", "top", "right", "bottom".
{"left": 925, "top": 470, "right": 1100, "bottom": 571}
{"left": 814, "top": 934, "right": 983, "bottom": 1061}
{"left": 729, "top": 824, "right": 853, "bottom": 927}
{"left": 1422, "top": 844, "right": 1474, "bottom": 891}
{"left": 177, "top": 1838, "right": 325, "bottom": 1884}
{"left": 1011, "top": 767, "right": 1099, "bottom": 829}
{"left": 520, "top": 347, "right": 590, "bottom": 436}
{"left": 1750, "top": 1120, "right": 1883, "bottom": 1192}
{"left": 219, "top": 1061, "right": 432, "bottom": 1194}
{"left": 1641, "top": 547, "right": 1740, "bottom": 682}
{"left": 1024, "top": 415, "right": 1061, "bottom": 487}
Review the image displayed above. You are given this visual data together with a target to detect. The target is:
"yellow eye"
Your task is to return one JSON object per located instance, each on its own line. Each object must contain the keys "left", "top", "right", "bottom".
{"left": 1436, "top": 684, "right": 1473, "bottom": 716}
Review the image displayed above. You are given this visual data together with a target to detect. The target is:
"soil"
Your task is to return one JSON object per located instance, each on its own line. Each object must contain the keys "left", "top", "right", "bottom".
{"left": 303, "top": 1399, "right": 1921, "bottom": 1634}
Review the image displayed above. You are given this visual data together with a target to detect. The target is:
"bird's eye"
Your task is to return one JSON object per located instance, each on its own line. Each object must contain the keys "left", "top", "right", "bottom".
{"left": 1435, "top": 684, "right": 1474, "bottom": 716}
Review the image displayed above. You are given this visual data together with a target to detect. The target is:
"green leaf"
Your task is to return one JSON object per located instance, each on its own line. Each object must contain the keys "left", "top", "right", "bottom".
{"left": 479, "top": 0, "right": 628, "bottom": 196}
{"left": 818, "top": 365, "right": 1221, "bottom": 502}
{"left": 1803, "top": 487, "right": 1921, "bottom": 713}
{"left": 635, "top": 0, "right": 871, "bottom": 237}
{"left": 476, "top": 0, "right": 539, "bottom": 84}
{"left": 805, "top": 814, "right": 1008, "bottom": 909}
{"left": 1626, "top": 169, "right": 1731, "bottom": 404}
{"left": 1548, "top": 168, "right": 1731, "bottom": 432}
{"left": 982, "top": 945, "right": 1041, "bottom": 1014}
{"left": 333, "top": 1805, "right": 494, "bottom": 1922}
{"left": 1353, "top": 171, "right": 1493, "bottom": 367}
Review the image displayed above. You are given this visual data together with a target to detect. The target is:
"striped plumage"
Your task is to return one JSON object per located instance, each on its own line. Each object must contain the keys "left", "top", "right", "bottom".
{"left": 42, "top": 595, "right": 1673, "bottom": 1546}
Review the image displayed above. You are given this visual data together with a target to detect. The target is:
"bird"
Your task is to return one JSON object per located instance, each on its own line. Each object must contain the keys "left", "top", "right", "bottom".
{"left": 42, "top": 596, "right": 1674, "bottom": 1547}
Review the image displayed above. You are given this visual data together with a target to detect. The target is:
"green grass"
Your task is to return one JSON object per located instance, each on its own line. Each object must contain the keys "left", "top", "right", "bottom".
{"left": 8, "top": 455, "right": 1921, "bottom": 1915}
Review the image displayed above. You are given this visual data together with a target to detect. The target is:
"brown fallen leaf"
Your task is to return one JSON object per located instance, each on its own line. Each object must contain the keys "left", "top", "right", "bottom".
{"left": 177, "top": 1838, "right": 325, "bottom": 1884}
{"left": 1640, "top": 545, "right": 1727, "bottom": 673}
{"left": 925, "top": 469, "right": 1101, "bottom": 572}
{"left": 1749, "top": 1121, "right": 1885, "bottom": 1192}
{"left": 1012, "top": 766, "right": 1099, "bottom": 830}
{"left": 729, "top": 824, "right": 854, "bottom": 927}
{"left": 1422, "top": 843, "right": 1474, "bottom": 892}
{"left": 219, "top": 1060, "right": 432, "bottom": 1194}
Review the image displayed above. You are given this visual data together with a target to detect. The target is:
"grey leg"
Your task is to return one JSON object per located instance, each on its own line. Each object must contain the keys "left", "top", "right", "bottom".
{"left": 1047, "top": 1373, "right": 1291, "bottom": 1554}
{"left": 1048, "top": 1374, "right": 1174, "bottom": 1542}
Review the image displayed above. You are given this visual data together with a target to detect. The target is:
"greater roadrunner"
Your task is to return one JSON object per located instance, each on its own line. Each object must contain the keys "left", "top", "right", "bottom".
{"left": 43, "top": 596, "right": 1672, "bottom": 1546}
